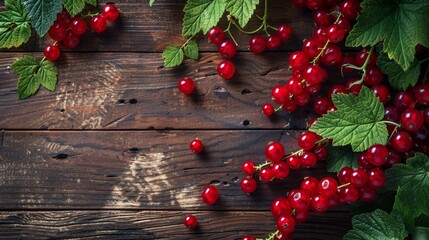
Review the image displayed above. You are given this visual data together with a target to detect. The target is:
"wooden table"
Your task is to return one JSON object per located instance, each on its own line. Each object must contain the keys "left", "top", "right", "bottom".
{"left": 0, "top": 0, "right": 352, "bottom": 239}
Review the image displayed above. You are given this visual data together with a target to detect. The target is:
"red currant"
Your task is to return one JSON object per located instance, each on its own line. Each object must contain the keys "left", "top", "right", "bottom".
{"left": 358, "top": 151, "right": 374, "bottom": 170}
{"left": 346, "top": 78, "right": 363, "bottom": 95}
{"left": 336, "top": 17, "right": 351, "bottom": 33}
{"left": 385, "top": 150, "right": 402, "bottom": 167}
{"left": 356, "top": 48, "right": 377, "bottom": 67}
{"left": 90, "top": 15, "right": 107, "bottom": 33}
{"left": 286, "top": 155, "right": 301, "bottom": 169}
{"left": 298, "top": 132, "right": 317, "bottom": 150}
{"left": 266, "top": 35, "right": 281, "bottom": 50}
{"left": 271, "top": 197, "right": 292, "bottom": 218}
{"left": 190, "top": 139, "right": 204, "bottom": 153}
{"left": 240, "top": 177, "right": 257, "bottom": 193}
{"left": 202, "top": 185, "right": 219, "bottom": 205}
{"left": 305, "top": 83, "right": 322, "bottom": 94}
{"left": 276, "top": 216, "right": 296, "bottom": 235}
{"left": 350, "top": 168, "right": 368, "bottom": 188}
{"left": 70, "top": 18, "right": 87, "bottom": 35}
{"left": 272, "top": 85, "right": 290, "bottom": 105}
{"left": 184, "top": 214, "right": 198, "bottom": 229}
{"left": 48, "top": 22, "right": 67, "bottom": 41}
{"left": 367, "top": 168, "right": 386, "bottom": 189}
{"left": 300, "top": 151, "right": 317, "bottom": 168}
{"left": 384, "top": 106, "right": 400, "bottom": 122}
{"left": 313, "top": 10, "right": 332, "bottom": 27}
{"left": 313, "top": 27, "right": 328, "bottom": 44}
{"left": 277, "top": 24, "right": 292, "bottom": 40}
{"left": 327, "top": 24, "right": 346, "bottom": 43}
{"left": 338, "top": 167, "right": 353, "bottom": 184}
{"left": 249, "top": 36, "right": 266, "bottom": 54}
{"left": 359, "top": 186, "right": 376, "bottom": 202}
{"left": 287, "top": 77, "right": 304, "bottom": 95}
{"left": 57, "top": 11, "right": 72, "bottom": 26}
{"left": 217, "top": 60, "right": 235, "bottom": 80}
{"left": 242, "top": 236, "right": 255, "bottom": 240}
{"left": 288, "top": 189, "right": 311, "bottom": 210}
{"left": 390, "top": 131, "right": 413, "bottom": 152}
{"left": 313, "top": 96, "right": 331, "bottom": 115}
{"left": 265, "top": 142, "right": 285, "bottom": 162}
{"left": 313, "top": 145, "right": 329, "bottom": 160}
{"left": 302, "top": 38, "right": 321, "bottom": 59}
{"left": 367, "top": 144, "right": 388, "bottom": 166}
{"left": 311, "top": 194, "right": 329, "bottom": 214}
{"left": 303, "top": 64, "right": 324, "bottom": 85}
{"left": 282, "top": 99, "right": 297, "bottom": 113}
{"left": 272, "top": 162, "right": 290, "bottom": 179}
{"left": 393, "top": 91, "right": 415, "bottom": 111}
{"left": 294, "top": 92, "right": 311, "bottom": 107}
{"left": 321, "top": 43, "right": 342, "bottom": 66}
{"left": 414, "top": 83, "right": 429, "bottom": 105}
{"left": 339, "top": 185, "right": 359, "bottom": 203}
{"left": 242, "top": 160, "right": 256, "bottom": 175}
{"left": 293, "top": 208, "right": 309, "bottom": 223}
{"left": 340, "top": 0, "right": 362, "bottom": 20}
{"left": 218, "top": 39, "right": 237, "bottom": 58}
{"left": 178, "top": 77, "right": 195, "bottom": 95}
{"left": 102, "top": 4, "right": 120, "bottom": 22}
{"left": 44, "top": 45, "right": 61, "bottom": 61}
{"left": 319, "top": 177, "right": 338, "bottom": 197}
{"left": 300, "top": 177, "right": 319, "bottom": 196}
{"left": 259, "top": 167, "right": 274, "bottom": 182}
{"left": 328, "top": 84, "right": 348, "bottom": 101}
{"left": 371, "top": 84, "right": 391, "bottom": 104}
{"left": 262, "top": 103, "right": 275, "bottom": 116}
{"left": 365, "top": 67, "right": 384, "bottom": 85}
{"left": 289, "top": 51, "right": 309, "bottom": 71}
{"left": 208, "top": 27, "right": 225, "bottom": 45}
{"left": 401, "top": 109, "right": 424, "bottom": 131}
{"left": 62, "top": 32, "right": 81, "bottom": 49}
{"left": 306, "top": 0, "right": 324, "bottom": 10}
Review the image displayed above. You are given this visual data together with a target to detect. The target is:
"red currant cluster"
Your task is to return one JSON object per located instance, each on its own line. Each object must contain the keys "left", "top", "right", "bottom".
{"left": 43, "top": 4, "right": 120, "bottom": 61}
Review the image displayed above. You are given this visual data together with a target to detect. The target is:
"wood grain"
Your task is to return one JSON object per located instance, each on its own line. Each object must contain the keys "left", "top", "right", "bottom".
{"left": 0, "top": 0, "right": 315, "bottom": 53}
{"left": 0, "top": 210, "right": 351, "bottom": 239}
{"left": 0, "top": 130, "right": 344, "bottom": 210}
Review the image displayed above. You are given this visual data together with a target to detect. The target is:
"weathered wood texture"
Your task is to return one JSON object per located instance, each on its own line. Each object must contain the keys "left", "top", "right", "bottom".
{"left": 0, "top": 211, "right": 351, "bottom": 240}
{"left": 0, "top": 0, "right": 314, "bottom": 53}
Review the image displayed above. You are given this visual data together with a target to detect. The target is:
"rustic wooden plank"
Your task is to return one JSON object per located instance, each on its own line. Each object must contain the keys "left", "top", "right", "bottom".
{"left": 0, "top": 0, "right": 315, "bottom": 53}
{"left": 0, "top": 210, "right": 351, "bottom": 239}
{"left": 0, "top": 130, "right": 344, "bottom": 210}
{"left": 0, "top": 52, "right": 355, "bottom": 130}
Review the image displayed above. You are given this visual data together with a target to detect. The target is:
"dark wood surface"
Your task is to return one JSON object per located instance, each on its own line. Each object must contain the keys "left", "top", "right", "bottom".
{"left": 0, "top": 0, "right": 353, "bottom": 239}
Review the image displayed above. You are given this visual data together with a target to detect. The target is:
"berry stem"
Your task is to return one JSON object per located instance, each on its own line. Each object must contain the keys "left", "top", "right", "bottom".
{"left": 381, "top": 120, "right": 401, "bottom": 127}
{"left": 310, "top": 13, "right": 342, "bottom": 65}
{"left": 181, "top": 35, "right": 196, "bottom": 49}
{"left": 227, "top": 0, "right": 270, "bottom": 36}
{"left": 81, "top": 12, "right": 100, "bottom": 18}
{"left": 337, "top": 182, "right": 351, "bottom": 189}
{"left": 256, "top": 230, "right": 280, "bottom": 240}
{"left": 274, "top": 105, "right": 283, "bottom": 112}
{"left": 346, "top": 45, "right": 376, "bottom": 87}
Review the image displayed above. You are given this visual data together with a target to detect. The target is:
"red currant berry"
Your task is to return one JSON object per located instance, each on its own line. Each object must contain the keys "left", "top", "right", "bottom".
{"left": 300, "top": 151, "right": 317, "bottom": 168}
{"left": 293, "top": 208, "right": 309, "bottom": 223}
{"left": 208, "top": 27, "right": 225, "bottom": 45}
{"left": 336, "top": 17, "right": 351, "bottom": 33}
{"left": 48, "top": 22, "right": 67, "bottom": 41}
{"left": 202, "top": 185, "right": 219, "bottom": 205}
{"left": 367, "top": 144, "right": 389, "bottom": 166}
{"left": 218, "top": 39, "right": 237, "bottom": 58}
{"left": 90, "top": 15, "right": 107, "bottom": 33}
{"left": 319, "top": 177, "right": 338, "bottom": 197}
{"left": 414, "top": 83, "right": 429, "bottom": 105}
{"left": 391, "top": 131, "right": 413, "bottom": 152}
{"left": 302, "top": 38, "right": 321, "bottom": 59}
{"left": 266, "top": 35, "right": 281, "bottom": 50}
{"left": 240, "top": 177, "right": 257, "bottom": 193}
{"left": 371, "top": 84, "right": 391, "bottom": 104}
{"left": 313, "top": 96, "right": 331, "bottom": 115}
{"left": 311, "top": 194, "right": 329, "bottom": 214}
{"left": 292, "top": 0, "right": 307, "bottom": 8}
{"left": 313, "top": 27, "right": 328, "bottom": 44}
{"left": 271, "top": 197, "right": 292, "bottom": 218}
{"left": 365, "top": 67, "right": 384, "bottom": 85}
{"left": 327, "top": 24, "right": 346, "bottom": 43}
{"left": 385, "top": 150, "right": 402, "bottom": 167}
{"left": 282, "top": 99, "right": 297, "bottom": 113}
{"left": 102, "top": 4, "right": 120, "bottom": 22}
{"left": 287, "top": 77, "right": 304, "bottom": 95}
{"left": 178, "top": 77, "right": 195, "bottom": 95}
{"left": 328, "top": 84, "right": 348, "bottom": 101}
{"left": 300, "top": 177, "right": 319, "bottom": 196}
{"left": 184, "top": 214, "right": 198, "bottom": 229}
{"left": 305, "top": 83, "right": 322, "bottom": 94}
{"left": 328, "top": 192, "right": 341, "bottom": 208}
{"left": 346, "top": 78, "right": 363, "bottom": 95}
{"left": 217, "top": 60, "right": 235, "bottom": 80}
{"left": 62, "top": 32, "right": 81, "bottom": 49}
{"left": 306, "top": 0, "right": 324, "bottom": 10}
{"left": 313, "top": 145, "right": 329, "bottom": 160}
{"left": 276, "top": 216, "right": 296, "bottom": 235}
{"left": 401, "top": 109, "right": 424, "bottom": 131}
{"left": 242, "top": 160, "right": 256, "bottom": 175}
{"left": 367, "top": 168, "right": 386, "bottom": 189}
{"left": 339, "top": 54, "right": 357, "bottom": 74}
{"left": 424, "top": 108, "right": 429, "bottom": 125}
{"left": 298, "top": 132, "right": 317, "bottom": 150}
{"left": 288, "top": 189, "right": 311, "bottom": 210}
{"left": 272, "top": 85, "right": 290, "bottom": 105}
{"left": 289, "top": 51, "right": 309, "bottom": 71}
{"left": 249, "top": 36, "right": 266, "bottom": 54}
{"left": 359, "top": 186, "right": 376, "bottom": 202}
{"left": 294, "top": 92, "right": 311, "bottom": 107}
{"left": 57, "top": 11, "right": 72, "bottom": 26}
{"left": 277, "top": 24, "right": 292, "bottom": 40}
{"left": 338, "top": 167, "right": 353, "bottom": 184}
{"left": 286, "top": 155, "right": 301, "bottom": 169}
{"left": 356, "top": 48, "right": 377, "bottom": 67}
{"left": 190, "top": 139, "right": 204, "bottom": 153}
{"left": 384, "top": 106, "right": 400, "bottom": 122}
{"left": 242, "top": 236, "right": 255, "bottom": 240}
{"left": 358, "top": 151, "right": 374, "bottom": 170}
{"left": 340, "top": 0, "right": 362, "bottom": 20}
{"left": 321, "top": 43, "right": 342, "bottom": 66}
{"left": 262, "top": 103, "right": 275, "bottom": 116}
{"left": 259, "top": 167, "right": 274, "bottom": 182}
{"left": 44, "top": 45, "right": 61, "bottom": 61}
{"left": 350, "top": 168, "right": 368, "bottom": 188}
{"left": 303, "top": 65, "right": 324, "bottom": 85}
{"left": 393, "top": 91, "right": 415, "bottom": 111}
{"left": 272, "top": 162, "right": 290, "bottom": 179}
{"left": 265, "top": 142, "right": 285, "bottom": 163}
{"left": 313, "top": 10, "right": 332, "bottom": 27}
{"left": 70, "top": 18, "right": 87, "bottom": 35}
{"left": 339, "top": 185, "right": 359, "bottom": 203}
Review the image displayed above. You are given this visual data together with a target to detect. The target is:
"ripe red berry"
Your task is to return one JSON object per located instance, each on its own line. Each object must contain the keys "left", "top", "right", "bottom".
{"left": 414, "top": 83, "right": 429, "bottom": 105}
{"left": 358, "top": 151, "right": 374, "bottom": 170}
{"left": 321, "top": 43, "right": 342, "bottom": 66}
{"left": 44, "top": 45, "right": 61, "bottom": 61}
{"left": 288, "top": 189, "right": 311, "bottom": 210}
{"left": 289, "top": 51, "right": 309, "bottom": 71}
{"left": 338, "top": 167, "right": 353, "bottom": 184}
{"left": 178, "top": 77, "right": 195, "bottom": 95}
{"left": 240, "top": 177, "right": 257, "bottom": 193}
{"left": 311, "top": 194, "right": 329, "bottom": 214}
{"left": 218, "top": 39, "right": 237, "bottom": 58}
{"left": 313, "top": 96, "right": 331, "bottom": 115}
{"left": 371, "top": 84, "right": 391, "bottom": 104}
{"left": 102, "top": 4, "right": 120, "bottom": 22}
{"left": 286, "top": 155, "right": 301, "bottom": 169}
{"left": 242, "top": 160, "right": 256, "bottom": 175}
{"left": 265, "top": 142, "right": 285, "bottom": 163}
{"left": 319, "top": 177, "right": 338, "bottom": 197}
{"left": 271, "top": 197, "right": 292, "bottom": 218}
{"left": 350, "top": 168, "right": 368, "bottom": 188}
{"left": 266, "top": 35, "right": 281, "bottom": 50}
{"left": 217, "top": 60, "right": 235, "bottom": 80}
{"left": 367, "top": 168, "right": 386, "bottom": 189}
{"left": 391, "top": 131, "right": 413, "bottom": 152}
{"left": 367, "top": 144, "right": 389, "bottom": 166}
{"left": 359, "top": 186, "right": 376, "bottom": 202}
{"left": 90, "top": 15, "right": 107, "bottom": 33}
{"left": 287, "top": 77, "right": 304, "bottom": 95}
{"left": 328, "top": 84, "right": 348, "bottom": 101}
{"left": 298, "top": 132, "right": 317, "bottom": 150}
{"left": 401, "top": 109, "right": 424, "bottom": 131}
{"left": 184, "top": 215, "right": 198, "bottom": 229}
{"left": 356, "top": 48, "right": 377, "bottom": 67}
{"left": 271, "top": 85, "right": 290, "bottom": 105}
{"left": 293, "top": 208, "right": 309, "bottom": 223}
{"left": 313, "top": 145, "right": 329, "bottom": 160}
{"left": 339, "top": 185, "right": 359, "bottom": 203}
{"left": 70, "top": 18, "right": 87, "bottom": 35}
{"left": 336, "top": 17, "right": 351, "bottom": 33}
{"left": 272, "top": 162, "right": 290, "bottom": 179}
{"left": 303, "top": 65, "right": 325, "bottom": 85}
{"left": 48, "top": 22, "right": 67, "bottom": 41}
{"left": 242, "top": 236, "right": 255, "bottom": 240}
{"left": 190, "top": 139, "right": 204, "bottom": 153}
{"left": 313, "top": 10, "right": 332, "bottom": 27}
{"left": 259, "top": 167, "right": 274, "bottom": 182}
{"left": 283, "top": 99, "right": 297, "bottom": 113}
{"left": 202, "top": 185, "right": 219, "bottom": 205}
{"left": 313, "top": 26, "right": 328, "bottom": 44}
{"left": 294, "top": 92, "right": 311, "bottom": 107}
{"left": 249, "top": 35, "right": 266, "bottom": 54}
{"left": 277, "top": 24, "right": 292, "bottom": 40}
{"left": 208, "top": 27, "right": 225, "bottom": 45}
{"left": 62, "top": 32, "right": 81, "bottom": 49}
{"left": 302, "top": 38, "right": 321, "bottom": 59}
{"left": 300, "top": 177, "right": 319, "bottom": 196}
{"left": 394, "top": 91, "right": 416, "bottom": 111}
{"left": 262, "top": 103, "right": 275, "bottom": 116}
{"left": 276, "top": 216, "right": 296, "bottom": 235}
{"left": 365, "top": 67, "right": 384, "bottom": 85}
{"left": 57, "top": 11, "right": 72, "bottom": 26}
{"left": 327, "top": 24, "right": 346, "bottom": 43}
{"left": 300, "top": 151, "right": 317, "bottom": 168}
{"left": 340, "top": 0, "right": 362, "bottom": 20}
{"left": 385, "top": 150, "right": 402, "bottom": 167}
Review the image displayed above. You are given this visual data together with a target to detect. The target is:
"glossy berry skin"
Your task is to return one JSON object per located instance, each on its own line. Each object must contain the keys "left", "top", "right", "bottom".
{"left": 367, "top": 144, "right": 389, "bottom": 166}
{"left": 249, "top": 36, "right": 266, "bottom": 54}
{"left": 346, "top": 78, "right": 363, "bottom": 95}
{"left": 305, "top": 83, "right": 322, "bottom": 95}
{"left": 178, "top": 77, "right": 195, "bottom": 95}
{"left": 287, "top": 77, "right": 303, "bottom": 95}
{"left": 57, "top": 11, "right": 72, "bottom": 26}
{"left": 303, "top": 65, "right": 324, "bottom": 85}
{"left": 365, "top": 67, "right": 384, "bottom": 85}
{"left": 90, "top": 15, "right": 107, "bottom": 33}
{"left": 336, "top": 17, "right": 351, "bottom": 33}
{"left": 384, "top": 106, "right": 400, "bottom": 122}
{"left": 414, "top": 83, "right": 429, "bottom": 105}
{"left": 70, "top": 18, "right": 87, "bottom": 35}
{"left": 391, "top": 131, "right": 413, "bottom": 152}
{"left": 282, "top": 99, "right": 297, "bottom": 113}
{"left": 327, "top": 24, "right": 346, "bottom": 43}
{"left": 338, "top": 167, "right": 353, "bottom": 184}
{"left": 385, "top": 150, "right": 402, "bottom": 168}
{"left": 217, "top": 60, "right": 235, "bottom": 80}
{"left": 289, "top": 51, "right": 309, "bottom": 71}
{"left": 276, "top": 216, "right": 296, "bottom": 235}
{"left": 277, "top": 24, "right": 292, "bottom": 40}
{"left": 368, "top": 168, "right": 386, "bottom": 189}
{"left": 288, "top": 189, "right": 311, "bottom": 211}
{"left": 44, "top": 45, "right": 61, "bottom": 61}
{"left": 313, "top": 27, "right": 328, "bottom": 44}
{"left": 62, "top": 32, "right": 81, "bottom": 49}
{"left": 202, "top": 186, "right": 219, "bottom": 205}
{"left": 242, "top": 236, "right": 255, "bottom": 240}
{"left": 306, "top": 0, "right": 324, "bottom": 10}
{"left": 300, "top": 177, "right": 319, "bottom": 196}
{"left": 302, "top": 38, "right": 321, "bottom": 59}
{"left": 259, "top": 167, "right": 274, "bottom": 182}
{"left": 339, "top": 185, "right": 359, "bottom": 203}
{"left": 300, "top": 151, "right": 317, "bottom": 168}
{"left": 311, "top": 194, "right": 329, "bottom": 214}
{"left": 358, "top": 152, "right": 374, "bottom": 170}
{"left": 294, "top": 92, "right": 310, "bottom": 107}
{"left": 271, "top": 85, "right": 290, "bottom": 105}
{"left": 265, "top": 142, "right": 285, "bottom": 163}
{"left": 286, "top": 155, "right": 301, "bottom": 170}
{"left": 266, "top": 35, "right": 281, "bottom": 50}
{"left": 293, "top": 209, "right": 309, "bottom": 223}
{"left": 350, "top": 168, "right": 368, "bottom": 188}
{"left": 218, "top": 40, "right": 237, "bottom": 58}
{"left": 262, "top": 103, "right": 275, "bottom": 116}
{"left": 313, "top": 10, "right": 332, "bottom": 27}
{"left": 242, "top": 160, "right": 255, "bottom": 175}
{"left": 393, "top": 91, "right": 415, "bottom": 111}
{"left": 356, "top": 48, "right": 377, "bottom": 67}
{"left": 371, "top": 84, "right": 391, "bottom": 104}
{"left": 297, "top": 132, "right": 317, "bottom": 150}
{"left": 321, "top": 43, "right": 342, "bottom": 66}
{"left": 240, "top": 177, "right": 257, "bottom": 193}
{"left": 208, "top": 27, "right": 225, "bottom": 45}
{"left": 319, "top": 177, "right": 338, "bottom": 197}
{"left": 184, "top": 215, "right": 198, "bottom": 229}
{"left": 190, "top": 139, "right": 204, "bottom": 153}
{"left": 313, "top": 96, "right": 331, "bottom": 115}
{"left": 48, "top": 22, "right": 67, "bottom": 41}
{"left": 313, "top": 145, "right": 329, "bottom": 160}
{"left": 272, "top": 162, "right": 289, "bottom": 179}
{"left": 271, "top": 197, "right": 292, "bottom": 218}
{"left": 340, "top": 0, "right": 362, "bottom": 20}
{"left": 359, "top": 186, "right": 376, "bottom": 202}
{"left": 102, "top": 4, "right": 120, "bottom": 22}
{"left": 401, "top": 109, "right": 424, "bottom": 132}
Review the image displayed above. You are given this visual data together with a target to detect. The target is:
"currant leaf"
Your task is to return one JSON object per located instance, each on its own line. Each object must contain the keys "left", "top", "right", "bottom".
{"left": 377, "top": 51, "right": 421, "bottom": 91}
{"left": 84, "top": 0, "right": 97, "bottom": 7}
{"left": 38, "top": 60, "right": 58, "bottom": 92}
{"left": 184, "top": 40, "right": 199, "bottom": 60}
{"left": 309, "top": 87, "right": 388, "bottom": 152}
{"left": 346, "top": 0, "right": 429, "bottom": 71}
{"left": 226, "top": 0, "right": 259, "bottom": 28}
{"left": 63, "top": 0, "right": 86, "bottom": 17}
{"left": 386, "top": 153, "right": 429, "bottom": 218}
{"left": 325, "top": 145, "right": 359, "bottom": 172}
{"left": 182, "top": 0, "right": 227, "bottom": 36}
{"left": 24, "top": 0, "right": 62, "bottom": 36}
{"left": 162, "top": 45, "right": 184, "bottom": 67}
{"left": 149, "top": 0, "right": 155, "bottom": 7}
{"left": 0, "top": 0, "right": 31, "bottom": 48}
{"left": 343, "top": 209, "right": 408, "bottom": 240}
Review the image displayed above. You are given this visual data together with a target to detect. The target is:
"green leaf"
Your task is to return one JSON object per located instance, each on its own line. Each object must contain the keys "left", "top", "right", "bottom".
{"left": 184, "top": 40, "right": 199, "bottom": 60}
{"left": 309, "top": 87, "right": 388, "bottom": 152}
{"left": 84, "top": 0, "right": 97, "bottom": 6}
{"left": 0, "top": 0, "right": 31, "bottom": 48}
{"left": 413, "top": 227, "right": 429, "bottom": 240}
{"left": 38, "top": 60, "right": 58, "bottom": 91}
{"left": 349, "top": 191, "right": 396, "bottom": 216}
{"left": 24, "top": 0, "right": 62, "bottom": 36}
{"left": 393, "top": 189, "right": 416, "bottom": 232}
{"left": 346, "top": 0, "right": 429, "bottom": 70}
{"left": 182, "top": 0, "right": 227, "bottom": 36}
{"left": 162, "top": 45, "right": 184, "bottom": 67}
{"left": 377, "top": 51, "right": 421, "bottom": 91}
{"left": 386, "top": 153, "right": 429, "bottom": 218}
{"left": 63, "top": 0, "right": 85, "bottom": 17}
{"left": 344, "top": 209, "right": 408, "bottom": 240}
{"left": 226, "top": 0, "right": 259, "bottom": 27}
{"left": 149, "top": 0, "right": 155, "bottom": 7}
{"left": 325, "top": 145, "right": 359, "bottom": 172}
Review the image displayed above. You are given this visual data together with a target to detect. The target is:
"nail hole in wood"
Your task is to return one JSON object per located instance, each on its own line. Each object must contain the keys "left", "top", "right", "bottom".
{"left": 210, "top": 180, "right": 221, "bottom": 185}
{"left": 117, "top": 99, "right": 126, "bottom": 104}
{"left": 222, "top": 181, "right": 229, "bottom": 186}
{"left": 60, "top": 109, "right": 65, "bottom": 112}
{"left": 129, "top": 147, "right": 139, "bottom": 153}
{"left": 231, "top": 176, "right": 239, "bottom": 182}
{"left": 242, "top": 120, "right": 250, "bottom": 126}
{"left": 52, "top": 153, "right": 69, "bottom": 160}
{"left": 129, "top": 99, "right": 138, "bottom": 104}
{"left": 105, "top": 174, "right": 118, "bottom": 178}
{"left": 241, "top": 89, "right": 251, "bottom": 95}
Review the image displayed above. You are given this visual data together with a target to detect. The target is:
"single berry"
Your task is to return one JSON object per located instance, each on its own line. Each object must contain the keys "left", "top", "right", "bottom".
{"left": 338, "top": 167, "right": 353, "bottom": 184}
{"left": 48, "top": 22, "right": 67, "bottom": 41}
{"left": 393, "top": 91, "right": 415, "bottom": 111}
{"left": 319, "top": 177, "right": 338, "bottom": 197}
{"left": 218, "top": 39, "right": 237, "bottom": 58}
{"left": 184, "top": 215, "right": 198, "bottom": 229}
{"left": 217, "top": 60, "right": 235, "bottom": 80}
{"left": 293, "top": 209, "right": 309, "bottom": 223}
{"left": 289, "top": 51, "right": 309, "bottom": 71}
{"left": 356, "top": 48, "right": 377, "bottom": 67}
{"left": 302, "top": 38, "right": 321, "bottom": 59}
{"left": 283, "top": 99, "right": 297, "bottom": 113}
{"left": 102, "top": 4, "right": 120, "bottom": 22}
{"left": 271, "top": 197, "right": 292, "bottom": 218}
{"left": 276, "top": 216, "right": 296, "bottom": 235}
{"left": 367, "top": 168, "right": 386, "bottom": 189}
{"left": 90, "top": 15, "right": 107, "bottom": 33}
{"left": 311, "top": 194, "right": 329, "bottom": 214}
{"left": 365, "top": 67, "right": 384, "bottom": 85}
{"left": 371, "top": 84, "right": 391, "bottom": 104}
{"left": 328, "top": 84, "right": 348, "bottom": 101}
{"left": 367, "top": 144, "right": 389, "bottom": 166}
{"left": 358, "top": 151, "right": 374, "bottom": 170}
{"left": 401, "top": 109, "right": 424, "bottom": 132}
{"left": 391, "top": 131, "right": 413, "bottom": 152}
{"left": 339, "top": 185, "right": 359, "bottom": 203}
{"left": 62, "top": 32, "right": 81, "bottom": 49}
{"left": 287, "top": 77, "right": 304, "bottom": 95}
{"left": 277, "top": 24, "right": 292, "bottom": 40}
{"left": 303, "top": 64, "right": 324, "bottom": 85}
{"left": 57, "top": 11, "right": 72, "bottom": 26}
{"left": 350, "top": 168, "right": 368, "bottom": 188}
{"left": 294, "top": 92, "right": 311, "bottom": 107}
{"left": 240, "top": 177, "right": 257, "bottom": 193}
{"left": 300, "top": 151, "right": 317, "bottom": 168}
{"left": 265, "top": 142, "right": 285, "bottom": 163}
{"left": 336, "top": 17, "right": 351, "bottom": 33}
{"left": 288, "top": 189, "right": 311, "bottom": 210}
{"left": 70, "top": 18, "right": 87, "bottom": 35}
{"left": 313, "top": 96, "right": 331, "bottom": 115}
{"left": 321, "top": 43, "right": 342, "bottom": 66}
{"left": 313, "top": 10, "right": 332, "bottom": 27}
{"left": 201, "top": 185, "right": 219, "bottom": 205}
{"left": 340, "top": 0, "right": 362, "bottom": 20}
{"left": 313, "top": 145, "right": 329, "bottom": 160}
{"left": 44, "top": 45, "right": 61, "bottom": 61}
{"left": 297, "top": 132, "right": 317, "bottom": 150}
{"left": 313, "top": 27, "right": 328, "bottom": 44}
{"left": 271, "top": 85, "right": 290, "bottom": 105}
{"left": 346, "top": 78, "right": 363, "bottom": 95}
{"left": 286, "top": 155, "right": 301, "bottom": 169}
{"left": 242, "top": 160, "right": 256, "bottom": 175}
{"left": 359, "top": 186, "right": 376, "bottom": 202}
{"left": 327, "top": 24, "right": 346, "bottom": 43}
{"left": 414, "top": 83, "right": 429, "bottom": 105}
{"left": 266, "top": 35, "right": 281, "bottom": 50}
{"left": 249, "top": 36, "right": 266, "bottom": 54}
{"left": 190, "top": 139, "right": 204, "bottom": 153}
{"left": 300, "top": 177, "right": 319, "bottom": 196}
{"left": 178, "top": 77, "right": 195, "bottom": 95}
{"left": 272, "top": 162, "right": 289, "bottom": 179}
{"left": 262, "top": 103, "right": 275, "bottom": 116}
{"left": 208, "top": 27, "right": 225, "bottom": 45}
{"left": 259, "top": 167, "right": 274, "bottom": 182}
{"left": 242, "top": 236, "right": 255, "bottom": 240}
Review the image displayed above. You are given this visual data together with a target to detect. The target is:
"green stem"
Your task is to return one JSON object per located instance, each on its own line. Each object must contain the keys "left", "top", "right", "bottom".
{"left": 228, "top": 0, "right": 271, "bottom": 36}
{"left": 274, "top": 105, "right": 283, "bottom": 112}
{"left": 419, "top": 57, "right": 429, "bottom": 63}
{"left": 381, "top": 120, "right": 401, "bottom": 127}
{"left": 180, "top": 35, "right": 195, "bottom": 49}
{"left": 338, "top": 182, "right": 351, "bottom": 189}
{"left": 310, "top": 13, "right": 342, "bottom": 65}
